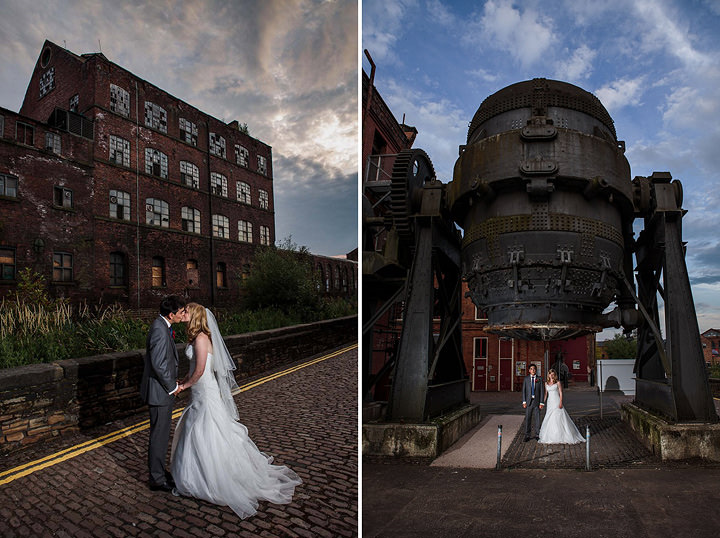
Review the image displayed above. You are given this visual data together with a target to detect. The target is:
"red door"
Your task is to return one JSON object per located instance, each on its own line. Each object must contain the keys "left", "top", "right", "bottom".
{"left": 473, "top": 358, "right": 487, "bottom": 391}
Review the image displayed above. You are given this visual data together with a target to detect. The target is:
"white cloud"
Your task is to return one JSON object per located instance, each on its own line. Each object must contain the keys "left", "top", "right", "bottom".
{"left": 468, "top": 0, "right": 557, "bottom": 69}
{"left": 362, "top": 0, "right": 418, "bottom": 64}
{"left": 553, "top": 44, "right": 597, "bottom": 82}
{"left": 632, "top": 0, "right": 712, "bottom": 68}
{"left": 383, "top": 80, "right": 467, "bottom": 181}
{"left": 594, "top": 77, "right": 646, "bottom": 114}
{"left": 426, "top": 0, "right": 456, "bottom": 27}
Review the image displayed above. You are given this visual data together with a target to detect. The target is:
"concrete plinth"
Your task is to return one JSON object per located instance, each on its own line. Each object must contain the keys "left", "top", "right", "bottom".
{"left": 621, "top": 402, "right": 720, "bottom": 461}
{"left": 362, "top": 404, "right": 481, "bottom": 458}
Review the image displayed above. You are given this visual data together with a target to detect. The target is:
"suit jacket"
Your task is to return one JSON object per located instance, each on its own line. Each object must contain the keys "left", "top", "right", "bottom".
{"left": 140, "top": 316, "right": 179, "bottom": 406}
{"left": 522, "top": 374, "right": 545, "bottom": 406}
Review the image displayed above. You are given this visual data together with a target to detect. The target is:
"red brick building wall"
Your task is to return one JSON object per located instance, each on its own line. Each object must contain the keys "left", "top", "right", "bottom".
{"left": 1, "top": 40, "right": 354, "bottom": 309}
{"left": 701, "top": 329, "right": 720, "bottom": 365}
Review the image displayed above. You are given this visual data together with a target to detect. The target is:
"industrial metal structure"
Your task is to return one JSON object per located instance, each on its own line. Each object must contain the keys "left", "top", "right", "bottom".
{"left": 364, "top": 78, "right": 717, "bottom": 424}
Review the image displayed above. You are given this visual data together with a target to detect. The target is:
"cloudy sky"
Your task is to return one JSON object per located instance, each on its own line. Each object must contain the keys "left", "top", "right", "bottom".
{"left": 363, "top": 0, "right": 720, "bottom": 336}
{"left": 0, "top": 0, "right": 358, "bottom": 257}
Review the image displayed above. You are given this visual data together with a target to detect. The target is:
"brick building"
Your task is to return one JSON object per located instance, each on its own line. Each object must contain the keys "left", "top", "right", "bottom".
{"left": 701, "top": 329, "right": 720, "bottom": 366}
{"left": 1, "top": 40, "right": 354, "bottom": 309}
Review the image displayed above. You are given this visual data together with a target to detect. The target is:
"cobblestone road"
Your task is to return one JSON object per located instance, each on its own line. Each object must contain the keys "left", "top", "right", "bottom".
{"left": 1, "top": 346, "right": 358, "bottom": 538}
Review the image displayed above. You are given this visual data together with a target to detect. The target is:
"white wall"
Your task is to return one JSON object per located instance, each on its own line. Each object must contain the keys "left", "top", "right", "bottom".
{"left": 597, "top": 359, "right": 635, "bottom": 395}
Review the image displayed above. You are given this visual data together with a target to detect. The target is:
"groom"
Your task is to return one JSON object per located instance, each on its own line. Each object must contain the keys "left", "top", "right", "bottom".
{"left": 140, "top": 295, "right": 187, "bottom": 492}
{"left": 522, "top": 364, "right": 545, "bottom": 442}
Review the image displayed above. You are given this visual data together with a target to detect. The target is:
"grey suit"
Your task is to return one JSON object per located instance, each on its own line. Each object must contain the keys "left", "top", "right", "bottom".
{"left": 522, "top": 374, "right": 545, "bottom": 438}
{"left": 140, "top": 316, "right": 178, "bottom": 486}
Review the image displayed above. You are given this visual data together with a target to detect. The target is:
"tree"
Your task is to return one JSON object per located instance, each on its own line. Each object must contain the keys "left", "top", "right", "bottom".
{"left": 241, "top": 237, "right": 322, "bottom": 318}
{"left": 604, "top": 333, "right": 637, "bottom": 359}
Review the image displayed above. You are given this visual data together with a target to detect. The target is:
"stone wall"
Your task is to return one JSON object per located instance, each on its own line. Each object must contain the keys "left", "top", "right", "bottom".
{"left": 0, "top": 316, "right": 357, "bottom": 454}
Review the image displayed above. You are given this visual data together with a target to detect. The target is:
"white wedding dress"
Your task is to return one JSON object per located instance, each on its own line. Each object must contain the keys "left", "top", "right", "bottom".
{"left": 538, "top": 383, "right": 585, "bottom": 444}
{"left": 171, "top": 345, "right": 302, "bottom": 519}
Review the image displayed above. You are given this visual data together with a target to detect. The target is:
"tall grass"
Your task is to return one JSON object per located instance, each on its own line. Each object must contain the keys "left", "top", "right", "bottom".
{"left": 0, "top": 296, "right": 356, "bottom": 370}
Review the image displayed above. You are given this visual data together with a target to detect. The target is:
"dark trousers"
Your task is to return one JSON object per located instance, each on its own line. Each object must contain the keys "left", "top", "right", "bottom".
{"left": 148, "top": 404, "right": 173, "bottom": 486}
{"left": 525, "top": 399, "right": 541, "bottom": 437}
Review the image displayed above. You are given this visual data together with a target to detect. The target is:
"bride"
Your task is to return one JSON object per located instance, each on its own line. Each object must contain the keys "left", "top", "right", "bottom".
{"left": 538, "top": 369, "right": 585, "bottom": 445}
{"left": 170, "top": 303, "right": 302, "bottom": 519}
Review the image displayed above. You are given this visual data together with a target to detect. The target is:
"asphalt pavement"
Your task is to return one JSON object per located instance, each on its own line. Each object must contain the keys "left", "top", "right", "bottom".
{"left": 363, "top": 382, "right": 720, "bottom": 538}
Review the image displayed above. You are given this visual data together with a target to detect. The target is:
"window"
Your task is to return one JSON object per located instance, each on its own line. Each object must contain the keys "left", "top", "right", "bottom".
{"left": 260, "top": 225, "right": 270, "bottom": 246}
{"left": 0, "top": 174, "right": 18, "bottom": 198}
{"left": 473, "top": 337, "right": 488, "bottom": 359}
{"left": 16, "top": 122, "right": 34, "bottom": 145}
{"left": 334, "top": 265, "right": 340, "bottom": 290}
{"left": 209, "top": 132, "right": 226, "bottom": 158}
{"left": 180, "top": 161, "right": 199, "bottom": 188}
{"left": 53, "top": 252, "right": 73, "bottom": 282}
{"left": 216, "top": 262, "right": 227, "bottom": 288}
{"left": 109, "top": 190, "right": 131, "bottom": 220}
{"left": 39, "top": 67, "right": 55, "bottom": 98}
{"left": 110, "top": 252, "right": 127, "bottom": 286}
{"left": 146, "top": 198, "right": 169, "bottom": 227}
{"left": 54, "top": 186, "right": 73, "bottom": 209}
{"left": 69, "top": 94, "right": 79, "bottom": 113}
{"left": 109, "top": 135, "right": 130, "bottom": 167}
{"left": 475, "top": 306, "right": 488, "bottom": 321}
{"left": 145, "top": 148, "right": 168, "bottom": 178}
{"left": 181, "top": 206, "right": 201, "bottom": 233}
{"left": 259, "top": 189, "right": 269, "bottom": 210}
{"left": 109, "top": 84, "right": 130, "bottom": 116}
{"left": 0, "top": 115, "right": 4, "bottom": 137}
{"left": 238, "top": 220, "right": 253, "bottom": 243}
{"left": 144, "top": 102, "right": 167, "bottom": 133}
{"left": 237, "top": 181, "right": 251, "bottom": 204}
{"left": 257, "top": 155, "right": 267, "bottom": 175}
{"left": 179, "top": 118, "right": 198, "bottom": 146}
{"left": 45, "top": 132, "right": 61, "bottom": 154}
{"left": 210, "top": 172, "right": 227, "bottom": 197}
{"left": 235, "top": 144, "right": 249, "bottom": 167}
{"left": 212, "top": 214, "right": 229, "bottom": 239}
{"left": 186, "top": 259, "right": 199, "bottom": 287}
{"left": 0, "top": 248, "right": 15, "bottom": 280}
{"left": 152, "top": 256, "right": 166, "bottom": 287}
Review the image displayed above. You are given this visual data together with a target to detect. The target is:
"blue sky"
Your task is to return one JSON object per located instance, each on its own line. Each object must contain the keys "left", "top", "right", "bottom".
{"left": 0, "top": 0, "right": 358, "bottom": 258}
{"left": 363, "top": 0, "right": 720, "bottom": 335}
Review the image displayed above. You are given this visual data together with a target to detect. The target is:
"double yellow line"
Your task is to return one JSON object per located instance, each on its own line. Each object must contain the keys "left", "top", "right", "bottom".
{"left": 0, "top": 344, "right": 356, "bottom": 486}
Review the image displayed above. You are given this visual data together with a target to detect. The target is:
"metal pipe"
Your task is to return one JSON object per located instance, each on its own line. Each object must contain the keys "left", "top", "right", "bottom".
{"left": 585, "top": 425, "right": 591, "bottom": 471}
{"left": 599, "top": 360, "right": 603, "bottom": 419}
{"left": 496, "top": 425, "right": 502, "bottom": 470}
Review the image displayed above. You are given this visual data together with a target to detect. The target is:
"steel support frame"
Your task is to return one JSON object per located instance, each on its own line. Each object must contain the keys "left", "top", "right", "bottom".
{"left": 633, "top": 181, "right": 717, "bottom": 422}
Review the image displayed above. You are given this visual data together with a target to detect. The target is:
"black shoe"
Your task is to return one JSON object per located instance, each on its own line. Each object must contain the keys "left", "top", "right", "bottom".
{"left": 165, "top": 472, "right": 175, "bottom": 488}
{"left": 149, "top": 482, "right": 173, "bottom": 493}
{"left": 535, "top": 436, "right": 540, "bottom": 441}
{"left": 524, "top": 437, "right": 530, "bottom": 442}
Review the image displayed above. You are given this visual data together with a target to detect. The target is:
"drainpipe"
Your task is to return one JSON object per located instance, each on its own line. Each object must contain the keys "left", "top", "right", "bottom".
{"left": 135, "top": 81, "right": 141, "bottom": 309}
{"left": 205, "top": 121, "right": 215, "bottom": 308}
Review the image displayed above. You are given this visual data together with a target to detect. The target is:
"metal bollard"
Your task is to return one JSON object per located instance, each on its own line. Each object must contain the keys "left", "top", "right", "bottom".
{"left": 496, "top": 425, "right": 502, "bottom": 470}
{"left": 585, "top": 425, "right": 591, "bottom": 471}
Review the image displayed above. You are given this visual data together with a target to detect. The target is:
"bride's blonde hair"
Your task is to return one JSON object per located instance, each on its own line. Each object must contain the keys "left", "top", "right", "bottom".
{"left": 186, "top": 302, "right": 212, "bottom": 344}
{"left": 547, "top": 369, "right": 558, "bottom": 384}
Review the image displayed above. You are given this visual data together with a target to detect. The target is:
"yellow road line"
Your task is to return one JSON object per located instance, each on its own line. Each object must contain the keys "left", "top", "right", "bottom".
{"left": 0, "top": 344, "right": 356, "bottom": 486}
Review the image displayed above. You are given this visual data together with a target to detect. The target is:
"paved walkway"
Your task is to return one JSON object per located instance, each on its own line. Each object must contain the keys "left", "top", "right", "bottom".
{"left": 363, "top": 383, "right": 720, "bottom": 537}
{"left": 1, "top": 345, "right": 358, "bottom": 538}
